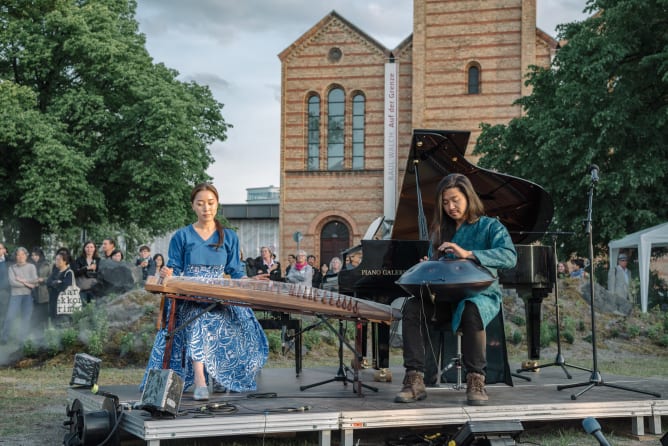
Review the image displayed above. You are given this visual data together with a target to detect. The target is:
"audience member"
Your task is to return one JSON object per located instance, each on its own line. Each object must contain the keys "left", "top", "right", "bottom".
{"left": 46, "top": 249, "right": 75, "bottom": 322}
{"left": 321, "top": 256, "right": 342, "bottom": 292}
{"left": 74, "top": 241, "right": 100, "bottom": 303}
{"left": 0, "top": 243, "right": 11, "bottom": 325}
{"left": 253, "top": 246, "right": 282, "bottom": 281}
{"left": 30, "top": 247, "right": 51, "bottom": 329}
{"left": 1, "top": 247, "right": 39, "bottom": 343}
{"left": 136, "top": 245, "right": 156, "bottom": 282}
{"left": 284, "top": 254, "right": 296, "bottom": 276}
{"left": 152, "top": 253, "right": 165, "bottom": 277}
{"left": 110, "top": 249, "right": 124, "bottom": 262}
{"left": 608, "top": 253, "right": 631, "bottom": 301}
{"left": 141, "top": 183, "right": 268, "bottom": 401}
{"left": 557, "top": 262, "right": 569, "bottom": 279}
{"left": 569, "top": 258, "right": 587, "bottom": 280}
{"left": 101, "top": 238, "right": 116, "bottom": 259}
{"left": 285, "top": 250, "right": 313, "bottom": 286}
{"left": 308, "top": 254, "right": 323, "bottom": 288}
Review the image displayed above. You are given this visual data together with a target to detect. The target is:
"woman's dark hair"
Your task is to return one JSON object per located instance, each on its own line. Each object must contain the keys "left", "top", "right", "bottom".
{"left": 56, "top": 248, "right": 72, "bottom": 265}
{"left": 110, "top": 249, "right": 124, "bottom": 260}
{"left": 153, "top": 253, "right": 165, "bottom": 267}
{"left": 80, "top": 240, "right": 100, "bottom": 260}
{"left": 31, "top": 247, "right": 46, "bottom": 263}
{"left": 191, "top": 183, "right": 224, "bottom": 250}
{"left": 430, "top": 173, "right": 485, "bottom": 248}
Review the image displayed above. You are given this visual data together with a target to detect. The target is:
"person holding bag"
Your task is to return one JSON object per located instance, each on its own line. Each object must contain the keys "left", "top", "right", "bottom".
{"left": 74, "top": 241, "right": 100, "bottom": 303}
{"left": 47, "top": 249, "right": 75, "bottom": 323}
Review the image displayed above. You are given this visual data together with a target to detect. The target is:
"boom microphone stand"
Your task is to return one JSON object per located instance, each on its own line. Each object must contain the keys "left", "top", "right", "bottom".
{"left": 557, "top": 165, "right": 660, "bottom": 399}
{"left": 517, "top": 232, "right": 591, "bottom": 378}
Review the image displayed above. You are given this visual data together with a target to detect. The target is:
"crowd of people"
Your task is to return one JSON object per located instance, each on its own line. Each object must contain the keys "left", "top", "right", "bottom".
{"left": 0, "top": 238, "right": 165, "bottom": 345}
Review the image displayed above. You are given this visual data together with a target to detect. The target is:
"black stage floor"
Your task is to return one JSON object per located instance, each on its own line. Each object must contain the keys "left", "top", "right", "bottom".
{"left": 68, "top": 364, "right": 668, "bottom": 445}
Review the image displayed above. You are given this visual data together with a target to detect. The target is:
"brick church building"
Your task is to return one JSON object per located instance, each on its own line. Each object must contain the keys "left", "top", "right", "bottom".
{"left": 278, "top": 0, "right": 557, "bottom": 267}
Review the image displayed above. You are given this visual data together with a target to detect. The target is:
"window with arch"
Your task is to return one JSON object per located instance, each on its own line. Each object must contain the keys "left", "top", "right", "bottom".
{"left": 327, "top": 88, "right": 345, "bottom": 170}
{"left": 352, "top": 93, "right": 365, "bottom": 170}
{"left": 307, "top": 95, "right": 320, "bottom": 170}
{"left": 468, "top": 64, "right": 481, "bottom": 94}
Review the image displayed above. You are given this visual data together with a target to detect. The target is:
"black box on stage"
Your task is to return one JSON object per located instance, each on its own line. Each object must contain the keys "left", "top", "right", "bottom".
{"left": 69, "top": 353, "right": 102, "bottom": 387}
{"left": 451, "top": 420, "right": 524, "bottom": 445}
{"left": 140, "top": 369, "right": 184, "bottom": 416}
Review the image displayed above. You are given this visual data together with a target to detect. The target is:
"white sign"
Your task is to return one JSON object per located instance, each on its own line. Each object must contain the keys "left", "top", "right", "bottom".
{"left": 384, "top": 62, "right": 399, "bottom": 221}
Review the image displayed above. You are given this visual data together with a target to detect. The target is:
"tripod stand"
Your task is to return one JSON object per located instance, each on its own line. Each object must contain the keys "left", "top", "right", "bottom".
{"left": 517, "top": 234, "right": 591, "bottom": 379}
{"left": 557, "top": 165, "right": 660, "bottom": 400}
{"left": 299, "top": 316, "right": 378, "bottom": 395}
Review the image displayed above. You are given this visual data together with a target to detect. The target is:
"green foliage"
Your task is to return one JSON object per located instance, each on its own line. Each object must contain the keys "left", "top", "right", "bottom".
{"left": 119, "top": 333, "right": 135, "bottom": 357}
{"left": 303, "top": 329, "right": 322, "bottom": 350}
{"left": 510, "top": 314, "right": 525, "bottom": 326}
{"left": 510, "top": 329, "right": 523, "bottom": 345}
{"left": 0, "top": 0, "right": 229, "bottom": 247}
{"left": 22, "top": 339, "right": 37, "bottom": 357}
{"left": 61, "top": 328, "right": 78, "bottom": 350}
{"left": 265, "top": 331, "right": 282, "bottom": 354}
{"left": 474, "top": 0, "right": 668, "bottom": 257}
{"left": 540, "top": 322, "right": 556, "bottom": 347}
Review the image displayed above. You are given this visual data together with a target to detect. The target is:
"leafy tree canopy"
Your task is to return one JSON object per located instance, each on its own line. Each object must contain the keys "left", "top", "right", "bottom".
{"left": 474, "top": 0, "right": 668, "bottom": 258}
{"left": 0, "top": 0, "right": 230, "bottom": 247}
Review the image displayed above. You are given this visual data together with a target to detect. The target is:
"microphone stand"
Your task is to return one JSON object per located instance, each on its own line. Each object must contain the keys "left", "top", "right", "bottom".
{"left": 557, "top": 166, "right": 660, "bottom": 399}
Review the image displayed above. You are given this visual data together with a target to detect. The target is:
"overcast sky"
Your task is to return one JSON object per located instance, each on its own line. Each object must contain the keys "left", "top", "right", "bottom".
{"left": 135, "top": 0, "right": 590, "bottom": 203}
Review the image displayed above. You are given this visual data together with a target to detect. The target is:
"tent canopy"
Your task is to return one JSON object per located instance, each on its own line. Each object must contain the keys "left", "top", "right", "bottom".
{"left": 608, "top": 222, "right": 668, "bottom": 312}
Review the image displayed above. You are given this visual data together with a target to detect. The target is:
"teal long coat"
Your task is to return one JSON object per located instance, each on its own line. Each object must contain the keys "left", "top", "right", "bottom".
{"left": 443, "top": 216, "right": 517, "bottom": 332}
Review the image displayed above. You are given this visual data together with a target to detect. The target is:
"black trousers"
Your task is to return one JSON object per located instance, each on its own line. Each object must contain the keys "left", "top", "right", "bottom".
{"left": 402, "top": 296, "right": 486, "bottom": 376}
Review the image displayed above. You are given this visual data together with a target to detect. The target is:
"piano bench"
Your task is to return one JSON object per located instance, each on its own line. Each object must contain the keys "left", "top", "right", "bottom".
{"left": 258, "top": 315, "right": 302, "bottom": 377}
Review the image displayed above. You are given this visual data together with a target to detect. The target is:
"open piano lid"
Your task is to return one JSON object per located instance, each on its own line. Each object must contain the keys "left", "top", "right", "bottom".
{"left": 391, "top": 129, "right": 554, "bottom": 244}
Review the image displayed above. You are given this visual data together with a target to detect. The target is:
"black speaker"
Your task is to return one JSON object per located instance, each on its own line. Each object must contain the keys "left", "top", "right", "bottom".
{"left": 660, "top": 431, "right": 668, "bottom": 446}
{"left": 451, "top": 420, "right": 524, "bottom": 445}
{"left": 140, "top": 369, "right": 184, "bottom": 416}
{"left": 69, "top": 353, "right": 102, "bottom": 387}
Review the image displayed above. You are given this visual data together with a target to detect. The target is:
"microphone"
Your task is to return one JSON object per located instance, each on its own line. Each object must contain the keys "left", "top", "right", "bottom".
{"left": 589, "top": 164, "right": 600, "bottom": 183}
{"left": 582, "top": 417, "right": 611, "bottom": 446}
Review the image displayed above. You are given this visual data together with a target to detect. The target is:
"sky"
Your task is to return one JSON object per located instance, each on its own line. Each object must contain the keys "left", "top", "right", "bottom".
{"left": 135, "top": 0, "right": 590, "bottom": 204}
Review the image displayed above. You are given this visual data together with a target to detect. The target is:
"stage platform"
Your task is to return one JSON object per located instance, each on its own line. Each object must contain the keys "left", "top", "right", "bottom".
{"left": 67, "top": 365, "right": 668, "bottom": 445}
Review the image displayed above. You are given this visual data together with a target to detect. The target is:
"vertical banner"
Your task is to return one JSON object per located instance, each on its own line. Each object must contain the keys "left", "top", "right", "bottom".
{"left": 384, "top": 62, "right": 399, "bottom": 222}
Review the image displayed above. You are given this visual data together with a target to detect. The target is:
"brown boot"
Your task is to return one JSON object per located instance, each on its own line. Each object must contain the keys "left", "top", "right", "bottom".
{"left": 394, "top": 370, "right": 427, "bottom": 403}
{"left": 466, "top": 372, "right": 488, "bottom": 406}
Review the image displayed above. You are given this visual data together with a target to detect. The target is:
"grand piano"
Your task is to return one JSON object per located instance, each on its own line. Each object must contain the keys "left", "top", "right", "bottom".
{"left": 338, "top": 129, "right": 555, "bottom": 370}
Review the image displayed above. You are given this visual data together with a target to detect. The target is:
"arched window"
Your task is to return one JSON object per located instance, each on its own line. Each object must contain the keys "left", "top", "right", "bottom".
{"left": 320, "top": 220, "right": 350, "bottom": 266}
{"left": 468, "top": 64, "right": 480, "bottom": 94}
{"left": 327, "top": 88, "right": 345, "bottom": 170}
{"left": 352, "top": 94, "right": 365, "bottom": 170}
{"left": 307, "top": 95, "right": 320, "bottom": 170}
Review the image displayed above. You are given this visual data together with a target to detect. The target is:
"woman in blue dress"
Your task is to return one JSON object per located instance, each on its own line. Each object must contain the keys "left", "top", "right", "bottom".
{"left": 141, "top": 183, "right": 268, "bottom": 401}
{"left": 394, "top": 173, "right": 517, "bottom": 406}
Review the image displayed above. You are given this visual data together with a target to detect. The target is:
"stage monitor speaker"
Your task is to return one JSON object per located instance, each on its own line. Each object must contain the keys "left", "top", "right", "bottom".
{"left": 450, "top": 420, "right": 524, "bottom": 445}
{"left": 69, "top": 353, "right": 102, "bottom": 388}
{"left": 140, "top": 369, "right": 184, "bottom": 416}
{"left": 660, "top": 431, "right": 668, "bottom": 446}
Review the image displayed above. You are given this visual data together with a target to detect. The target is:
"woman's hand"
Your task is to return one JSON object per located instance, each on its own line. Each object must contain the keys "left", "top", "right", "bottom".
{"left": 254, "top": 273, "right": 270, "bottom": 281}
{"left": 160, "top": 266, "right": 173, "bottom": 278}
{"left": 437, "top": 242, "right": 473, "bottom": 259}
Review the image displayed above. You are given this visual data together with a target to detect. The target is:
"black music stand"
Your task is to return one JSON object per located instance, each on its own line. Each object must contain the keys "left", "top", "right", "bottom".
{"left": 557, "top": 166, "right": 660, "bottom": 400}
{"left": 299, "top": 316, "right": 378, "bottom": 395}
{"left": 517, "top": 234, "right": 591, "bottom": 379}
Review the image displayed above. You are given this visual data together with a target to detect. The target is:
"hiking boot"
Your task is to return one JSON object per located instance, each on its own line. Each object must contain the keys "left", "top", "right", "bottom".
{"left": 394, "top": 370, "right": 427, "bottom": 403}
{"left": 466, "top": 372, "right": 488, "bottom": 406}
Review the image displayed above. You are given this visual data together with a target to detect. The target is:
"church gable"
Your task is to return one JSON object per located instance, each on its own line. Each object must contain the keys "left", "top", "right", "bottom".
{"left": 279, "top": 11, "right": 390, "bottom": 64}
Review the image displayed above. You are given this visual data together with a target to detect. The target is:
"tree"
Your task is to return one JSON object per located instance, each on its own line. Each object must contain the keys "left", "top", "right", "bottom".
{"left": 0, "top": 0, "right": 229, "bottom": 248}
{"left": 474, "top": 0, "right": 668, "bottom": 258}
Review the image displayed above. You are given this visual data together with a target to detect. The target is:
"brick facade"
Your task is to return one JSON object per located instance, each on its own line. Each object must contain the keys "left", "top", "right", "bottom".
{"left": 278, "top": 0, "right": 557, "bottom": 268}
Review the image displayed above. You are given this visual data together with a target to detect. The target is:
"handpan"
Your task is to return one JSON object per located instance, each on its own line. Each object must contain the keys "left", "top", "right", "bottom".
{"left": 395, "top": 259, "right": 496, "bottom": 303}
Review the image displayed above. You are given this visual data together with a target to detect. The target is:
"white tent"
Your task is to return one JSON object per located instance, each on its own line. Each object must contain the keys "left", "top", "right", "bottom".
{"left": 608, "top": 222, "right": 668, "bottom": 312}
